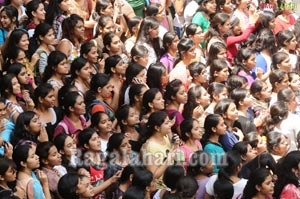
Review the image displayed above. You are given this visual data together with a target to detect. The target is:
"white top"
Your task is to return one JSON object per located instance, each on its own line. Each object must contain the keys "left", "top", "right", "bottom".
{"left": 184, "top": 0, "right": 199, "bottom": 25}
{"left": 280, "top": 112, "right": 300, "bottom": 152}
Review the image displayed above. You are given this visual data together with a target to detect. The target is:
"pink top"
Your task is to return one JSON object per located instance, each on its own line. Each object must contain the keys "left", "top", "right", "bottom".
{"left": 280, "top": 184, "right": 300, "bottom": 199}
{"left": 180, "top": 140, "right": 202, "bottom": 166}
{"left": 274, "top": 15, "right": 295, "bottom": 34}
{"left": 169, "top": 62, "right": 190, "bottom": 89}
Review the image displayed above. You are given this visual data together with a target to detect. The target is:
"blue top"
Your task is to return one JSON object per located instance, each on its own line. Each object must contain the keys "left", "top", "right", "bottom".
{"left": 220, "top": 130, "right": 239, "bottom": 152}
{"left": 255, "top": 52, "right": 268, "bottom": 74}
{"left": 0, "top": 121, "right": 14, "bottom": 156}
{"left": 0, "top": 28, "right": 8, "bottom": 45}
{"left": 204, "top": 142, "right": 225, "bottom": 173}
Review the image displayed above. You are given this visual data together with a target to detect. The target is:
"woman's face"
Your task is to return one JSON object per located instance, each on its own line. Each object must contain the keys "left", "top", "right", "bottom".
{"left": 14, "top": 50, "right": 27, "bottom": 65}
{"left": 215, "top": 67, "right": 229, "bottom": 83}
{"left": 136, "top": 69, "right": 147, "bottom": 83}
{"left": 216, "top": 48, "right": 227, "bottom": 60}
{"left": 257, "top": 175, "right": 274, "bottom": 196}
{"left": 214, "top": 117, "right": 226, "bottom": 135}
{"left": 185, "top": 46, "right": 196, "bottom": 60}
{"left": 118, "top": 137, "right": 132, "bottom": 156}
{"left": 218, "top": 19, "right": 231, "bottom": 35}
{"left": 56, "top": 58, "right": 69, "bottom": 75}
{"left": 85, "top": 46, "right": 98, "bottom": 63}
{"left": 135, "top": 53, "right": 149, "bottom": 68}
{"left": 273, "top": 135, "right": 289, "bottom": 156}
{"left": 40, "top": 89, "right": 56, "bottom": 108}
{"left": 286, "top": 36, "right": 297, "bottom": 51}
{"left": 193, "top": 27, "right": 205, "bottom": 44}
{"left": 40, "top": 28, "right": 55, "bottom": 45}
{"left": 17, "top": 67, "right": 29, "bottom": 85}
{"left": 114, "top": 59, "right": 128, "bottom": 76}
{"left": 33, "top": 3, "right": 46, "bottom": 22}
{"left": 161, "top": 72, "right": 169, "bottom": 88}
{"left": 214, "top": 87, "right": 228, "bottom": 102}
{"left": 97, "top": 113, "right": 112, "bottom": 134}
{"left": 77, "top": 63, "right": 92, "bottom": 81}
{"left": 244, "top": 144, "right": 257, "bottom": 162}
{"left": 158, "top": 117, "right": 172, "bottom": 135}
{"left": 190, "top": 120, "right": 203, "bottom": 140}
{"left": 108, "top": 36, "right": 121, "bottom": 54}
{"left": 18, "top": 34, "right": 29, "bottom": 51}
{"left": 150, "top": 91, "right": 165, "bottom": 112}
{"left": 149, "top": 26, "right": 159, "bottom": 39}
{"left": 62, "top": 136, "right": 77, "bottom": 157}
{"left": 198, "top": 87, "right": 210, "bottom": 108}
{"left": 175, "top": 85, "right": 188, "bottom": 104}
{"left": 255, "top": 135, "right": 267, "bottom": 155}
{"left": 59, "top": 0, "right": 70, "bottom": 12}
{"left": 77, "top": 176, "right": 95, "bottom": 198}
{"left": 126, "top": 107, "right": 140, "bottom": 126}
{"left": 28, "top": 114, "right": 41, "bottom": 134}
{"left": 245, "top": 54, "right": 256, "bottom": 70}
{"left": 289, "top": 74, "right": 300, "bottom": 91}
{"left": 73, "top": 20, "right": 85, "bottom": 40}
{"left": 11, "top": 77, "right": 21, "bottom": 95}
{"left": 203, "top": 0, "right": 217, "bottom": 14}
{"left": 2, "top": 166, "right": 16, "bottom": 182}
{"left": 26, "top": 145, "right": 40, "bottom": 170}
{"left": 47, "top": 146, "right": 62, "bottom": 166}
{"left": 277, "top": 57, "right": 291, "bottom": 72}
{"left": 100, "top": 83, "right": 113, "bottom": 99}
{"left": 72, "top": 95, "right": 86, "bottom": 116}
{"left": 100, "top": 3, "right": 114, "bottom": 17}
{"left": 0, "top": 10, "right": 13, "bottom": 29}
{"left": 169, "top": 36, "right": 179, "bottom": 52}
{"left": 276, "top": 74, "right": 289, "bottom": 91}
{"left": 100, "top": 21, "right": 115, "bottom": 36}
{"left": 242, "top": 92, "right": 253, "bottom": 108}
{"left": 87, "top": 132, "right": 101, "bottom": 152}
{"left": 269, "top": 19, "right": 275, "bottom": 30}
{"left": 155, "top": 5, "right": 165, "bottom": 22}
{"left": 221, "top": 0, "right": 233, "bottom": 13}
{"left": 225, "top": 103, "right": 239, "bottom": 122}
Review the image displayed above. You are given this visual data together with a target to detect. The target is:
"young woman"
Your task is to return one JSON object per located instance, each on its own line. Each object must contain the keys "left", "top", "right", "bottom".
{"left": 206, "top": 41, "right": 227, "bottom": 68}
{"left": 274, "top": 0, "right": 296, "bottom": 34}
{"left": 244, "top": 131, "right": 267, "bottom": 155}
{"left": 165, "top": 79, "right": 187, "bottom": 135}
{"left": 0, "top": 74, "right": 34, "bottom": 122}
{"left": 141, "top": 88, "right": 165, "bottom": 123}
{"left": 269, "top": 69, "right": 289, "bottom": 106}
{"left": 6, "top": 0, "right": 26, "bottom": 28}
{"left": 140, "top": 111, "right": 182, "bottom": 189}
{"left": 11, "top": 111, "right": 48, "bottom": 146}
{"left": 0, "top": 5, "right": 18, "bottom": 46}
{"left": 80, "top": 41, "right": 102, "bottom": 74}
{"left": 36, "top": 142, "right": 64, "bottom": 199}
{"left": 146, "top": 63, "right": 168, "bottom": 92}
{"left": 33, "top": 83, "right": 61, "bottom": 141}
{"left": 270, "top": 51, "right": 291, "bottom": 72}
{"left": 266, "top": 131, "right": 289, "bottom": 163}
{"left": 186, "top": 151, "right": 214, "bottom": 199}
{"left": 233, "top": 48, "right": 257, "bottom": 87}
{"left": 136, "top": 17, "right": 161, "bottom": 68}
{"left": 56, "top": 14, "right": 85, "bottom": 63}
{"left": 77, "top": 128, "right": 120, "bottom": 198}
{"left": 209, "top": 59, "right": 229, "bottom": 84}
{"left": 30, "top": 23, "right": 56, "bottom": 81}
{"left": 159, "top": 31, "right": 179, "bottom": 73}
{"left": 179, "top": 118, "right": 203, "bottom": 166}
{"left": 104, "top": 55, "right": 127, "bottom": 105}
{"left": 125, "top": 16, "right": 142, "bottom": 54}
{"left": 169, "top": 38, "right": 196, "bottom": 89}
{"left": 192, "top": 0, "right": 216, "bottom": 33}
{"left": 70, "top": 57, "right": 92, "bottom": 95}
{"left": 145, "top": 3, "right": 168, "bottom": 39}
{"left": 102, "top": 32, "right": 127, "bottom": 59}
{"left": 54, "top": 91, "right": 87, "bottom": 139}
{"left": 230, "top": 88, "right": 257, "bottom": 134}
{"left": 42, "top": 51, "right": 69, "bottom": 107}
{"left": 201, "top": 114, "right": 226, "bottom": 173}
{"left": 188, "top": 62, "right": 208, "bottom": 88}
{"left": 45, "top": 0, "right": 71, "bottom": 39}
{"left": 85, "top": 73, "right": 116, "bottom": 121}
{"left": 232, "top": 0, "right": 250, "bottom": 31}
{"left": 0, "top": 157, "right": 18, "bottom": 198}
{"left": 183, "top": 85, "right": 210, "bottom": 120}
{"left": 105, "top": 133, "right": 132, "bottom": 180}
{"left": 115, "top": 104, "right": 140, "bottom": 152}
{"left": 186, "top": 23, "right": 205, "bottom": 63}
{"left": 205, "top": 82, "right": 228, "bottom": 114}
{"left": 130, "top": 44, "right": 149, "bottom": 68}
{"left": 13, "top": 142, "right": 51, "bottom": 199}
{"left": 90, "top": 111, "right": 113, "bottom": 155}
{"left": 216, "top": 0, "right": 233, "bottom": 14}
{"left": 214, "top": 98, "right": 244, "bottom": 151}
{"left": 276, "top": 30, "right": 297, "bottom": 71}
{"left": 274, "top": 151, "right": 300, "bottom": 198}
{"left": 24, "top": 0, "right": 46, "bottom": 37}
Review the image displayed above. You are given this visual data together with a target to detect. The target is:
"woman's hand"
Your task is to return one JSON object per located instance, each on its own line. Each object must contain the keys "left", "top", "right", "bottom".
{"left": 36, "top": 169, "right": 49, "bottom": 185}
{"left": 38, "top": 125, "right": 49, "bottom": 143}
{"left": 192, "top": 105, "right": 204, "bottom": 119}
{"left": 232, "top": 127, "right": 244, "bottom": 141}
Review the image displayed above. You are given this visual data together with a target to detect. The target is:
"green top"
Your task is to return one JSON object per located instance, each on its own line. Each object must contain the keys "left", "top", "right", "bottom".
{"left": 192, "top": 12, "right": 210, "bottom": 32}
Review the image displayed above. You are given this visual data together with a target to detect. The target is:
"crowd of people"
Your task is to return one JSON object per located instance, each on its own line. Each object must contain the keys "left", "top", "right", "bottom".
{"left": 0, "top": 0, "right": 300, "bottom": 198}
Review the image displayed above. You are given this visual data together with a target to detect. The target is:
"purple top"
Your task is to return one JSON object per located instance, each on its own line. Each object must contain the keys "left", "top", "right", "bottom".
{"left": 196, "top": 178, "right": 210, "bottom": 199}
{"left": 165, "top": 109, "right": 184, "bottom": 134}
{"left": 160, "top": 53, "right": 175, "bottom": 73}
{"left": 53, "top": 115, "right": 87, "bottom": 139}
{"left": 238, "top": 70, "right": 255, "bottom": 87}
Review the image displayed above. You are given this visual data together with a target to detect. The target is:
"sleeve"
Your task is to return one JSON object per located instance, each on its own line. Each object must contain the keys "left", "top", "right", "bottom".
{"left": 53, "top": 124, "right": 67, "bottom": 139}
{"left": 205, "top": 174, "right": 218, "bottom": 196}
{"left": 255, "top": 54, "right": 267, "bottom": 74}
{"left": 38, "top": 52, "right": 48, "bottom": 74}
{"left": 27, "top": 180, "right": 45, "bottom": 199}
{"left": 220, "top": 132, "right": 238, "bottom": 152}
{"left": 226, "top": 25, "right": 256, "bottom": 46}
